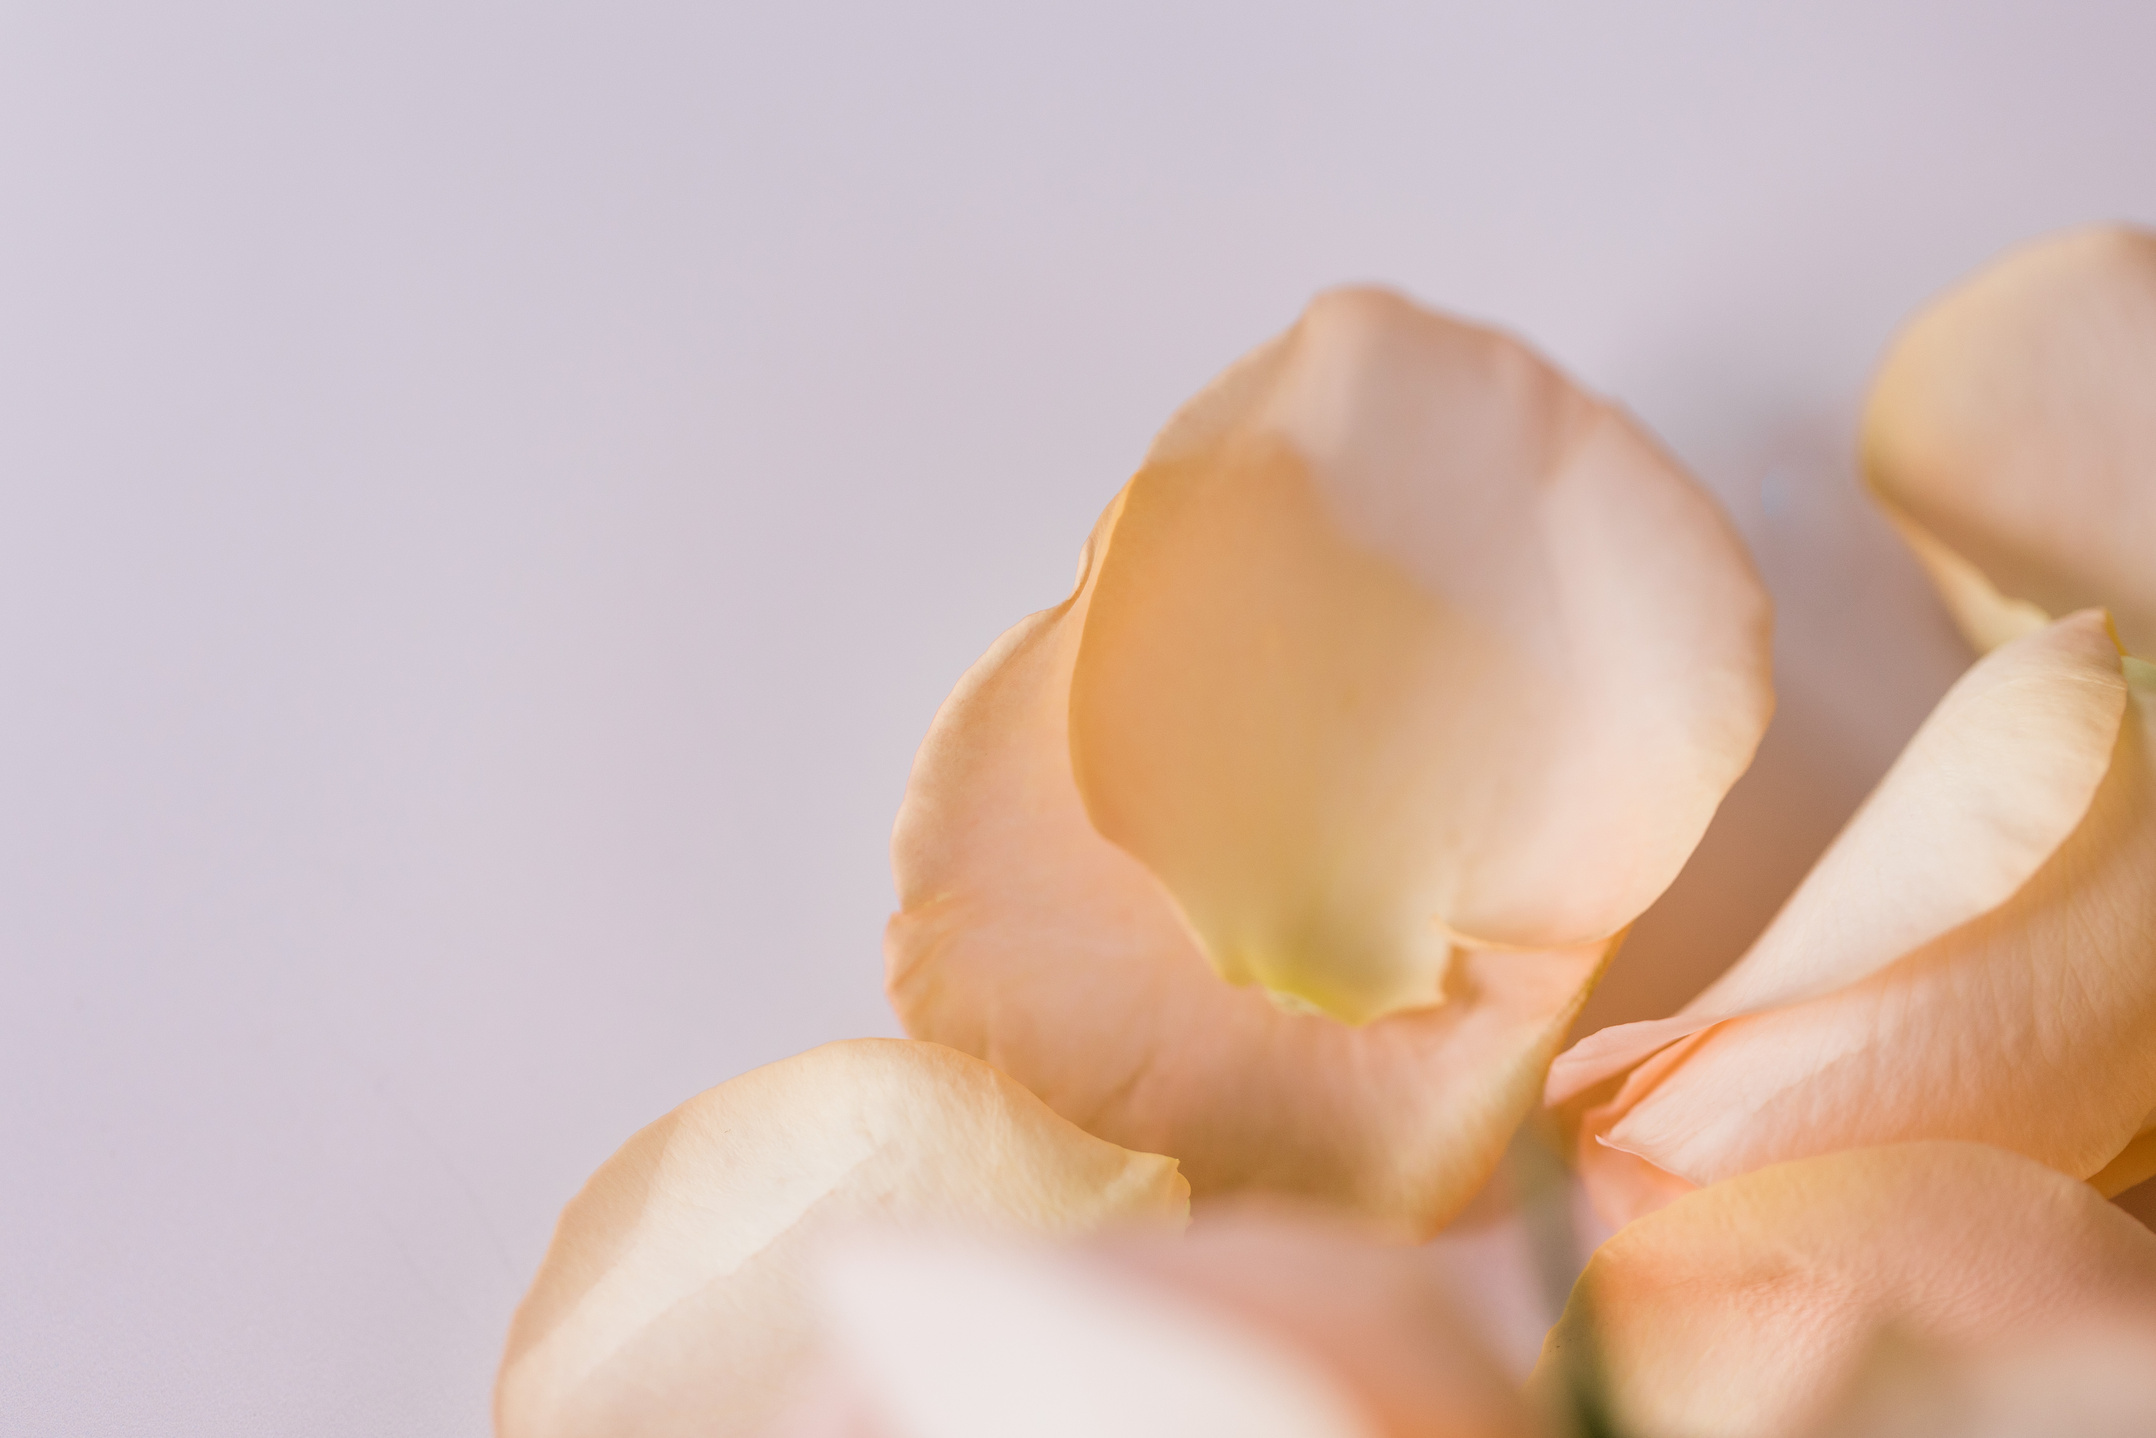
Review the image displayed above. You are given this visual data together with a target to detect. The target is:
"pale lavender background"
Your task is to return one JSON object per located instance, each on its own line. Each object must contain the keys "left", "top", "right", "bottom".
{"left": 3, "top": 3, "right": 2154, "bottom": 1433}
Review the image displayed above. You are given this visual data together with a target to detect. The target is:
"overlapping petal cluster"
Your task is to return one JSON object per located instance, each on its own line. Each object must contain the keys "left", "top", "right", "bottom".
{"left": 1551, "top": 610, "right": 2156, "bottom": 1226}
{"left": 497, "top": 227, "right": 2156, "bottom": 1438}
{"left": 888, "top": 288, "right": 1773, "bottom": 1235}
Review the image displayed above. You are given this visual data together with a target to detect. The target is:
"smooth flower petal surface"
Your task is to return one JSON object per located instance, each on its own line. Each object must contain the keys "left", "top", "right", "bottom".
{"left": 1864, "top": 225, "right": 2156, "bottom": 657}
{"left": 891, "top": 287, "right": 1769, "bottom": 1233}
{"left": 788, "top": 1209, "right": 1532, "bottom": 1438}
{"left": 1806, "top": 1316, "right": 2156, "bottom": 1438}
{"left": 496, "top": 1039, "right": 1187, "bottom": 1438}
{"left": 889, "top": 493, "right": 1606, "bottom": 1236}
{"left": 1547, "top": 614, "right": 2156, "bottom": 1225}
{"left": 1542, "top": 1142, "right": 2156, "bottom": 1438}
{"left": 1070, "top": 288, "right": 1773, "bottom": 1018}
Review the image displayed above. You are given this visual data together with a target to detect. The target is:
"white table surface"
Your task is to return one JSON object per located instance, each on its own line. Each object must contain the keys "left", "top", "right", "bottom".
{"left": 5, "top": 3, "right": 2152, "bottom": 1432}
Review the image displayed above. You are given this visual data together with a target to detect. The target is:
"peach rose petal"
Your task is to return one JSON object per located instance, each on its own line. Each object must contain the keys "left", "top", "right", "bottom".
{"left": 1070, "top": 288, "right": 1773, "bottom": 1019}
{"left": 789, "top": 1210, "right": 1533, "bottom": 1438}
{"left": 890, "top": 289, "right": 1770, "bottom": 1235}
{"left": 2091, "top": 1107, "right": 2156, "bottom": 1197}
{"left": 1864, "top": 224, "right": 2156, "bottom": 657}
{"left": 889, "top": 501, "right": 1607, "bottom": 1235}
{"left": 1809, "top": 1315, "right": 2156, "bottom": 1438}
{"left": 1547, "top": 613, "right": 2156, "bottom": 1224}
{"left": 1543, "top": 1142, "right": 2156, "bottom": 1438}
{"left": 2119, "top": 1174, "right": 2156, "bottom": 1234}
{"left": 495, "top": 1039, "right": 1188, "bottom": 1438}
{"left": 1550, "top": 611, "right": 2126, "bottom": 1101}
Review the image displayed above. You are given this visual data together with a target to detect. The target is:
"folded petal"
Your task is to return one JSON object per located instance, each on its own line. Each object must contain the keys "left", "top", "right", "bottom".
{"left": 1547, "top": 614, "right": 2156, "bottom": 1225}
{"left": 889, "top": 494, "right": 1606, "bottom": 1235}
{"left": 788, "top": 1209, "right": 1532, "bottom": 1438}
{"left": 2120, "top": 1174, "right": 2156, "bottom": 1233}
{"left": 495, "top": 1039, "right": 1187, "bottom": 1438}
{"left": 891, "top": 288, "right": 1768, "bottom": 1234}
{"left": 1551, "top": 610, "right": 2125, "bottom": 1103}
{"left": 1864, "top": 224, "right": 2156, "bottom": 657}
{"left": 1543, "top": 1142, "right": 2156, "bottom": 1438}
{"left": 1070, "top": 288, "right": 1773, "bottom": 1019}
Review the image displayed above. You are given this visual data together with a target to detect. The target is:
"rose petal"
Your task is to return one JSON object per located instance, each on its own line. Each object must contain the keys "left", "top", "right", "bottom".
{"left": 1864, "top": 225, "right": 2156, "bottom": 657}
{"left": 495, "top": 1039, "right": 1187, "bottom": 1438}
{"left": 1547, "top": 614, "right": 2156, "bottom": 1227}
{"left": 888, "top": 494, "right": 1606, "bottom": 1235}
{"left": 1806, "top": 1316, "right": 2156, "bottom": 1438}
{"left": 1608, "top": 624, "right": 2150, "bottom": 1194}
{"left": 1543, "top": 1142, "right": 2156, "bottom": 1438}
{"left": 1549, "top": 609, "right": 2126, "bottom": 1105}
{"left": 1097, "top": 1205, "right": 1535, "bottom": 1438}
{"left": 891, "top": 288, "right": 1770, "bottom": 1234}
{"left": 2090, "top": 1107, "right": 2156, "bottom": 1197}
{"left": 798, "top": 1210, "right": 1532, "bottom": 1438}
{"left": 1069, "top": 288, "right": 1773, "bottom": 1019}
{"left": 2119, "top": 1174, "right": 2156, "bottom": 1234}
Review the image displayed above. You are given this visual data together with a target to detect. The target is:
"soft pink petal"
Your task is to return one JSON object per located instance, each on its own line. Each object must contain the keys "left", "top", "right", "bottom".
{"left": 1543, "top": 1142, "right": 2156, "bottom": 1438}
{"left": 811, "top": 1238, "right": 1383, "bottom": 1438}
{"left": 495, "top": 1040, "right": 1187, "bottom": 1438}
{"left": 1864, "top": 224, "right": 2156, "bottom": 657}
{"left": 790, "top": 1209, "right": 1533, "bottom": 1438}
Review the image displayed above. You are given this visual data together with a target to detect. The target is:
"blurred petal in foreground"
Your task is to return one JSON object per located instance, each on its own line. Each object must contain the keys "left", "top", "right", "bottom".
{"left": 496, "top": 1039, "right": 1187, "bottom": 1438}
{"left": 1549, "top": 612, "right": 2156, "bottom": 1227}
{"left": 891, "top": 287, "right": 1772, "bottom": 1235}
{"left": 1864, "top": 224, "right": 2156, "bottom": 656}
{"left": 1543, "top": 1142, "right": 2156, "bottom": 1438}
{"left": 774, "top": 1207, "right": 1534, "bottom": 1438}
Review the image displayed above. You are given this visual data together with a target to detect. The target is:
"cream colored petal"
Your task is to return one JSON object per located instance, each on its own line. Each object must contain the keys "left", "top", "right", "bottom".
{"left": 1067, "top": 287, "right": 1772, "bottom": 1021}
{"left": 1548, "top": 610, "right": 2126, "bottom": 1109}
{"left": 800, "top": 1210, "right": 1531, "bottom": 1438}
{"left": 1864, "top": 224, "right": 2156, "bottom": 658}
{"left": 1542, "top": 1142, "right": 2156, "bottom": 1438}
{"left": 495, "top": 1039, "right": 1187, "bottom": 1438}
{"left": 889, "top": 500, "right": 1608, "bottom": 1237}
{"left": 1577, "top": 628, "right": 2156, "bottom": 1210}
